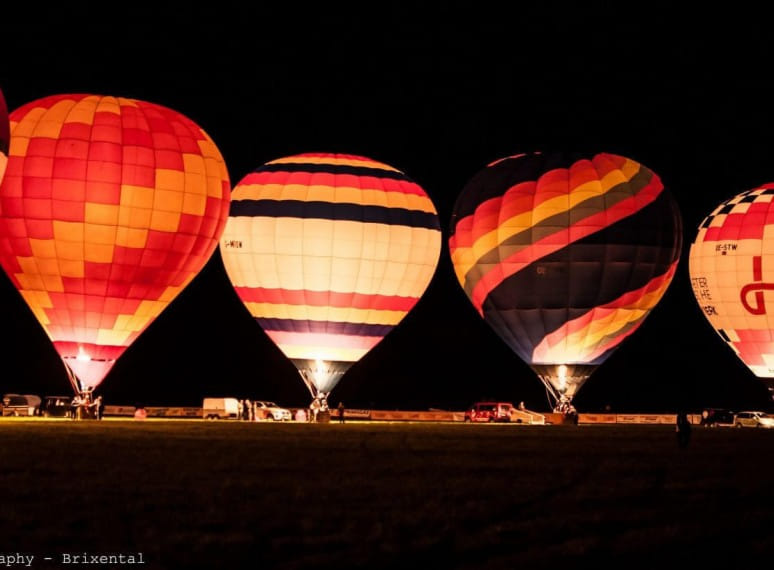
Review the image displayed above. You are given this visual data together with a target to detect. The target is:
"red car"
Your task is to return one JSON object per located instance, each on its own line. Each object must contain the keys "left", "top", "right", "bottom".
{"left": 465, "top": 402, "right": 514, "bottom": 423}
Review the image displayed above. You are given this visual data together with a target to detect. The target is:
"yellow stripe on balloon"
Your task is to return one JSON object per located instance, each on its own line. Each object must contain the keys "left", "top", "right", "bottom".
{"left": 275, "top": 343, "right": 370, "bottom": 362}
{"left": 452, "top": 168, "right": 640, "bottom": 279}
{"left": 233, "top": 183, "right": 438, "bottom": 214}
{"left": 539, "top": 278, "right": 671, "bottom": 362}
{"left": 243, "top": 302, "right": 407, "bottom": 326}
{"left": 221, "top": 218, "right": 440, "bottom": 296}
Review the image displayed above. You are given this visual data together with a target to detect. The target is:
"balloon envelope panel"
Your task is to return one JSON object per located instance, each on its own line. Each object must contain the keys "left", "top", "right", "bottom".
{"left": 0, "top": 89, "right": 9, "bottom": 184}
{"left": 449, "top": 152, "right": 682, "bottom": 396}
{"left": 0, "top": 94, "right": 231, "bottom": 389}
{"left": 220, "top": 153, "right": 441, "bottom": 394}
{"left": 689, "top": 184, "right": 774, "bottom": 380}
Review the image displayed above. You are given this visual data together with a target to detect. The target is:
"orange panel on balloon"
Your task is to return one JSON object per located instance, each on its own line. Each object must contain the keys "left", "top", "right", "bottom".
{"left": 0, "top": 94, "right": 231, "bottom": 389}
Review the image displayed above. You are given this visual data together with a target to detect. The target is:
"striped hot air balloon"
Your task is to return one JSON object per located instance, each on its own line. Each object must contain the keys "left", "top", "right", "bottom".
{"left": 0, "top": 94, "right": 230, "bottom": 401}
{"left": 449, "top": 152, "right": 683, "bottom": 412}
{"left": 220, "top": 153, "right": 441, "bottom": 409}
{"left": 689, "top": 184, "right": 774, "bottom": 397}
{"left": 0, "top": 89, "right": 9, "bottom": 185}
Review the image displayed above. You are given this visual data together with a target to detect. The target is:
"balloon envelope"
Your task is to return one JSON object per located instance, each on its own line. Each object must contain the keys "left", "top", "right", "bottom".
{"left": 689, "top": 183, "right": 774, "bottom": 393}
{"left": 220, "top": 153, "right": 441, "bottom": 400}
{"left": 449, "top": 152, "right": 682, "bottom": 405}
{"left": 0, "top": 89, "right": 9, "bottom": 185}
{"left": 0, "top": 94, "right": 230, "bottom": 391}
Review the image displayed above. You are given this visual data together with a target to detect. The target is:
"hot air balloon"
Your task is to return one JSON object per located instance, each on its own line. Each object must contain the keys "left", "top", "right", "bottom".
{"left": 449, "top": 152, "right": 682, "bottom": 413}
{"left": 689, "top": 183, "right": 774, "bottom": 398}
{"left": 0, "top": 94, "right": 230, "bottom": 407}
{"left": 0, "top": 88, "right": 9, "bottom": 184}
{"left": 220, "top": 153, "right": 441, "bottom": 410}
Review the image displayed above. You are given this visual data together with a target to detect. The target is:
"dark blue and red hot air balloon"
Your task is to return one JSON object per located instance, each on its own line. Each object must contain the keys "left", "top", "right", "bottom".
{"left": 449, "top": 152, "right": 682, "bottom": 412}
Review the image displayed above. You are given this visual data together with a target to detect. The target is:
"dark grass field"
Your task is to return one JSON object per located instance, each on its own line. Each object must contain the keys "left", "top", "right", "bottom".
{"left": 1, "top": 420, "right": 773, "bottom": 569}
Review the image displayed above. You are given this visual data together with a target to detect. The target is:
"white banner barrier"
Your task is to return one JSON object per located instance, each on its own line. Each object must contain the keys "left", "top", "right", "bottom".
{"left": 101, "top": 406, "right": 701, "bottom": 425}
{"left": 578, "top": 414, "right": 617, "bottom": 424}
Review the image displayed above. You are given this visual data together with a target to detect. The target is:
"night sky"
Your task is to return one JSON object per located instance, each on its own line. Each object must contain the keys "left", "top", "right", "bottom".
{"left": 1, "top": 7, "right": 772, "bottom": 412}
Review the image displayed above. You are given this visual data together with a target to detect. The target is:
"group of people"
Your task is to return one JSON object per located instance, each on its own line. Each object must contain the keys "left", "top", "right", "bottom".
{"left": 236, "top": 399, "right": 269, "bottom": 421}
{"left": 70, "top": 391, "right": 103, "bottom": 420}
{"left": 307, "top": 398, "right": 346, "bottom": 423}
{"left": 554, "top": 399, "right": 579, "bottom": 424}
{"left": 232, "top": 398, "right": 347, "bottom": 423}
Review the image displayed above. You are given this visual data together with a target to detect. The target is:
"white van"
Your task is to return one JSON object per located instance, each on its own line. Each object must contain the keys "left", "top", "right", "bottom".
{"left": 202, "top": 397, "right": 240, "bottom": 420}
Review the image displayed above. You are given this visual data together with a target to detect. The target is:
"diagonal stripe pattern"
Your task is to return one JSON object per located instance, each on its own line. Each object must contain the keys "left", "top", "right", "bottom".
{"left": 449, "top": 152, "right": 682, "bottom": 399}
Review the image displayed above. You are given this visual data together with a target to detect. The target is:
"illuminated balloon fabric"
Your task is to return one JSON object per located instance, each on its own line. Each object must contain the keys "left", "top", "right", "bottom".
{"left": 449, "top": 152, "right": 682, "bottom": 402}
{"left": 220, "top": 153, "right": 442, "bottom": 397}
{"left": 0, "top": 89, "right": 9, "bottom": 184}
{"left": 689, "top": 184, "right": 774, "bottom": 387}
{"left": 0, "top": 94, "right": 230, "bottom": 390}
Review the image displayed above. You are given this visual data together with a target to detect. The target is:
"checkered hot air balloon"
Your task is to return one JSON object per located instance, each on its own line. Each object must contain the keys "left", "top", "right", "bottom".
{"left": 0, "top": 89, "right": 9, "bottom": 185}
{"left": 689, "top": 184, "right": 774, "bottom": 398}
{"left": 449, "top": 152, "right": 683, "bottom": 412}
{"left": 0, "top": 94, "right": 231, "bottom": 399}
{"left": 220, "top": 153, "right": 441, "bottom": 410}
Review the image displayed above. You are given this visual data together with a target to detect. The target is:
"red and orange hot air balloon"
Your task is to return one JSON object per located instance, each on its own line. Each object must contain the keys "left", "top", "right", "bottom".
{"left": 0, "top": 94, "right": 230, "bottom": 402}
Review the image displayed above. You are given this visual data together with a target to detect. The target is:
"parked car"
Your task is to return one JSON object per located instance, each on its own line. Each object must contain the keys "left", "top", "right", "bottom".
{"left": 734, "top": 411, "right": 774, "bottom": 428}
{"left": 1, "top": 394, "right": 41, "bottom": 417}
{"left": 40, "top": 396, "right": 74, "bottom": 418}
{"left": 254, "top": 401, "right": 292, "bottom": 421}
{"left": 465, "top": 401, "right": 514, "bottom": 423}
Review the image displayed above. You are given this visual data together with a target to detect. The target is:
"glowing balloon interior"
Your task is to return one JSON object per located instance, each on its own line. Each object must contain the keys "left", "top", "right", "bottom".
{"left": 689, "top": 184, "right": 774, "bottom": 396}
{"left": 220, "top": 153, "right": 441, "bottom": 406}
{"left": 0, "top": 94, "right": 230, "bottom": 395}
{"left": 449, "top": 152, "right": 682, "bottom": 410}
